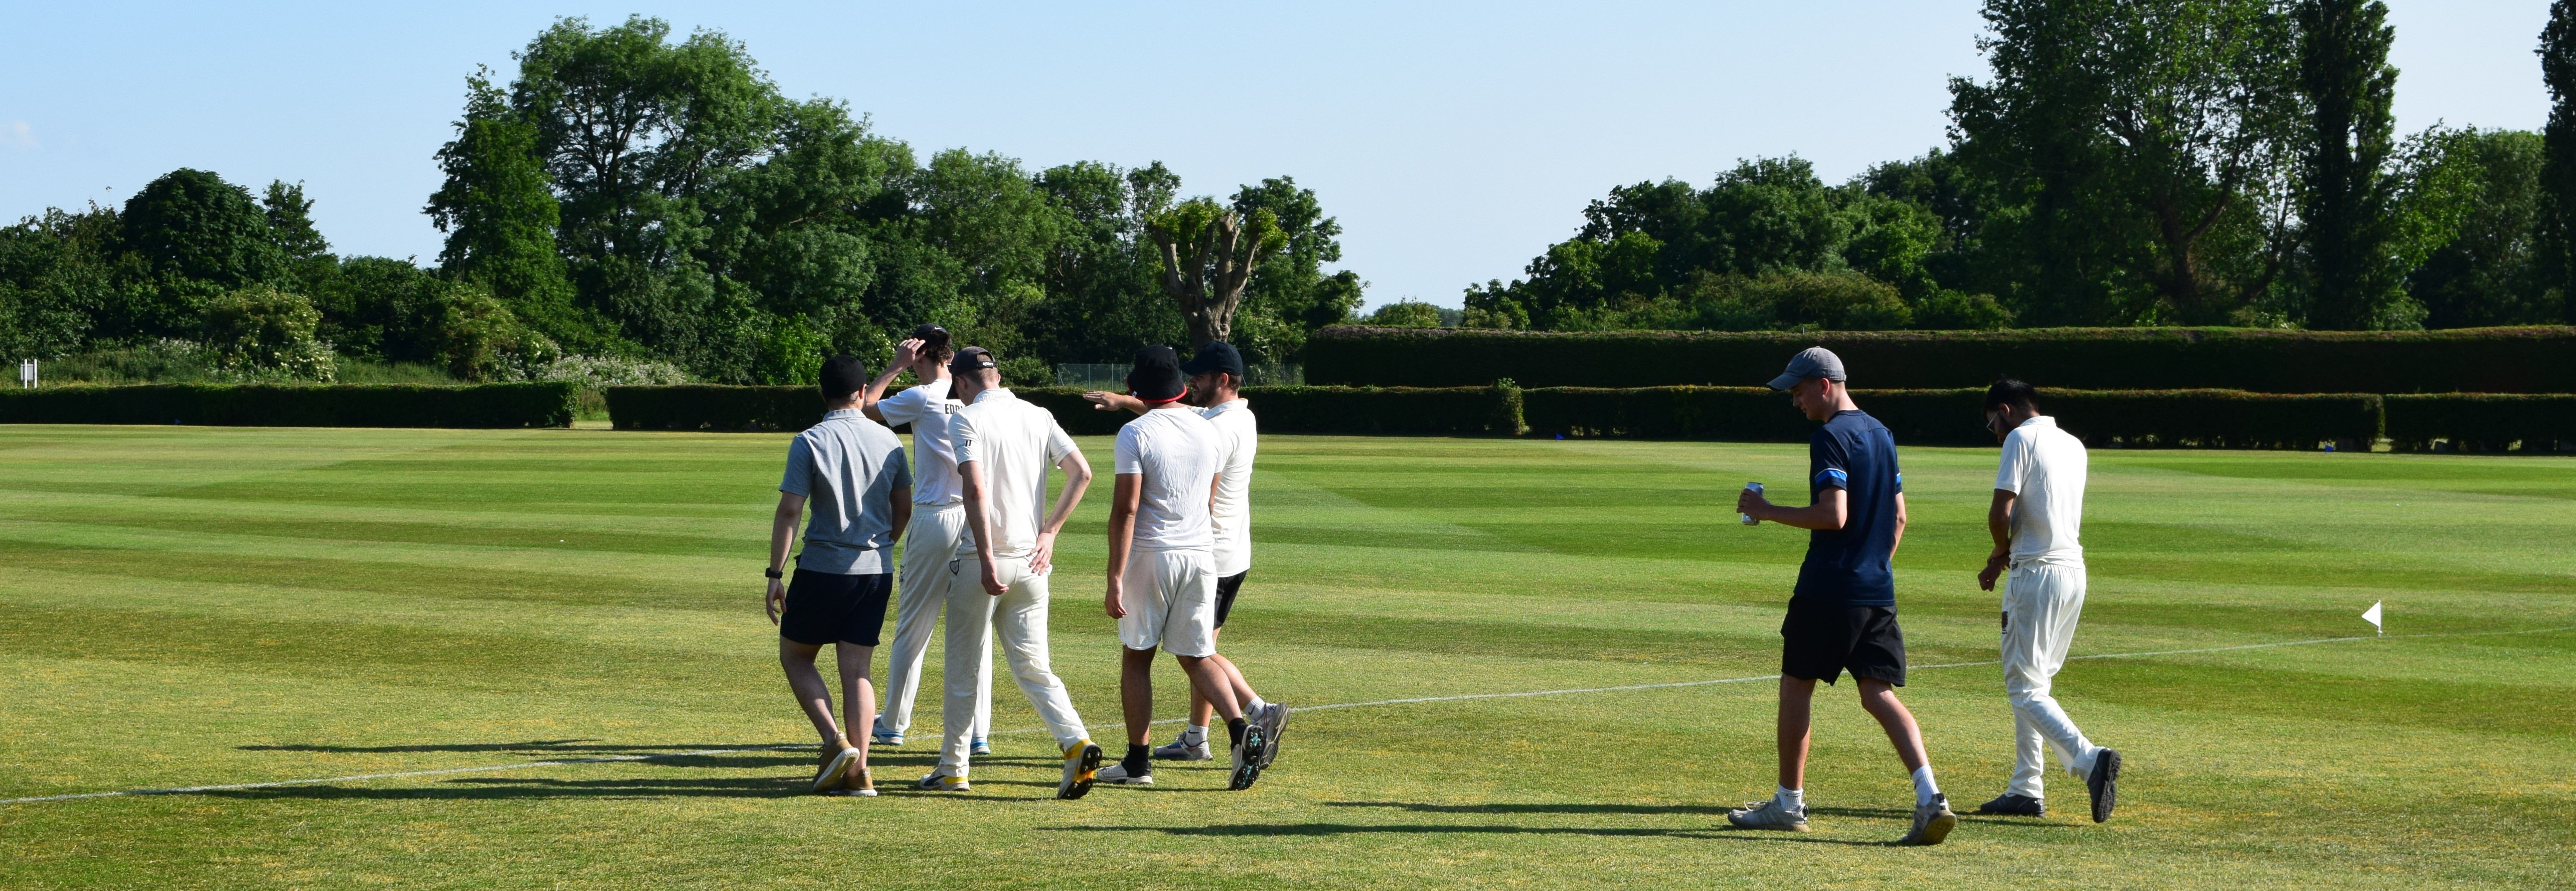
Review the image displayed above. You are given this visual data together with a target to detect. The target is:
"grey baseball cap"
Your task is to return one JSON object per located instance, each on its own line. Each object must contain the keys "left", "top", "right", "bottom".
{"left": 1767, "top": 346, "right": 1847, "bottom": 390}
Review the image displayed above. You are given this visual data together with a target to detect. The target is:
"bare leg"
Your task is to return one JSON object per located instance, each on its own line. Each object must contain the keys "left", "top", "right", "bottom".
{"left": 1776, "top": 675, "right": 1817, "bottom": 791}
{"left": 1175, "top": 655, "right": 1242, "bottom": 722}
{"left": 1121, "top": 646, "right": 1159, "bottom": 747}
{"left": 779, "top": 638, "right": 844, "bottom": 747}
{"left": 1187, "top": 628, "right": 1221, "bottom": 727}
{"left": 1856, "top": 678, "right": 1930, "bottom": 772}
{"left": 836, "top": 642, "right": 876, "bottom": 764}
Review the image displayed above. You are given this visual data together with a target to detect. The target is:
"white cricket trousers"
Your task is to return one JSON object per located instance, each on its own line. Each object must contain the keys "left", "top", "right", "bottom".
{"left": 936, "top": 555, "right": 1091, "bottom": 777}
{"left": 2003, "top": 559, "right": 2103, "bottom": 798}
{"left": 882, "top": 504, "right": 988, "bottom": 738}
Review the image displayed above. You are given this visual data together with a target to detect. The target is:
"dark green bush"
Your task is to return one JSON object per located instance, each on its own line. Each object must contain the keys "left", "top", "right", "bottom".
{"left": 1241, "top": 385, "right": 1524, "bottom": 436}
{"left": 0, "top": 383, "right": 576, "bottom": 428}
{"left": 605, "top": 385, "right": 824, "bottom": 432}
{"left": 1306, "top": 325, "right": 2576, "bottom": 393}
{"left": 1525, "top": 387, "right": 2381, "bottom": 449}
{"left": 2384, "top": 394, "right": 2576, "bottom": 452}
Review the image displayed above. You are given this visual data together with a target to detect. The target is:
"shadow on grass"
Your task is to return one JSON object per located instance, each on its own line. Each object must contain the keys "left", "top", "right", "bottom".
{"left": 241, "top": 740, "right": 786, "bottom": 756}
{"left": 1327, "top": 800, "right": 1738, "bottom": 816}
{"left": 1049, "top": 823, "right": 1732, "bottom": 839}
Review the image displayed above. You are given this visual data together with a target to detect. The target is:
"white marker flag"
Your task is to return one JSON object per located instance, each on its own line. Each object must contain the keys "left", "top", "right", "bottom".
{"left": 2362, "top": 601, "right": 2383, "bottom": 635}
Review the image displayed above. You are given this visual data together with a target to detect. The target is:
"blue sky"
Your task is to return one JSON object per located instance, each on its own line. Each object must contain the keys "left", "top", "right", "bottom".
{"left": 0, "top": 1, "right": 2554, "bottom": 309}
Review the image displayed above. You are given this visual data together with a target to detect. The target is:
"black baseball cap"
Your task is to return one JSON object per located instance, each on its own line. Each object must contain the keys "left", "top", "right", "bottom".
{"left": 910, "top": 323, "right": 948, "bottom": 342}
{"left": 948, "top": 346, "right": 997, "bottom": 375}
{"left": 1179, "top": 341, "right": 1246, "bottom": 380}
{"left": 1128, "top": 345, "right": 1186, "bottom": 402}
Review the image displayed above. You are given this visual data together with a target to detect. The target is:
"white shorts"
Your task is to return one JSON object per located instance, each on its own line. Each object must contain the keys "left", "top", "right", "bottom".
{"left": 1117, "top": 546, "right": 1218, "bottom": 658}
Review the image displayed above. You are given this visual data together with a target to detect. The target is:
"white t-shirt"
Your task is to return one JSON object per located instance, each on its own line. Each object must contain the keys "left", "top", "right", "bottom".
{"left": 951, "top": 388, "right": 1079, "bottom": 559}
{"left": 873, "top": 378, "right": 963, "bottom": 505}
{"left": 1198, "top": 399, "right": 1258, "bottom": 576}
{"left": 1995, "top": 414, "right": 2087, "bottom": 563}
{"left": 1112, "top": 407, "right": 1222, "bottom": 550}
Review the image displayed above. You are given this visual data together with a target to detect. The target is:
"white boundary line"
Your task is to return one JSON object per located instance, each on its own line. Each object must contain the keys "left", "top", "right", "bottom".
{"left": 6, "top": 624, "right": 2569, "bottom": 807}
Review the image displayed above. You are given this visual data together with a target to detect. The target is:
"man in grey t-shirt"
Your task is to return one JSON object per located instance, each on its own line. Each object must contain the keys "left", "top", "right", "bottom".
{"left": 767, "top": 355, "right": 912, "bottom": 797}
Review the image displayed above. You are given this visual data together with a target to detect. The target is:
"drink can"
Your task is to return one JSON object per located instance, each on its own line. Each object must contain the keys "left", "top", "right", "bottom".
{"left": 1741, "top": 481, "right": 1763, "bottom": 525}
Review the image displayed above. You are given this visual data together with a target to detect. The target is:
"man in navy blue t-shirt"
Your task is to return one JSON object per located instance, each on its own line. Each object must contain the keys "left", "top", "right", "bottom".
{"left": 1729, "top": 346, "right": 1957, "bottom": 846}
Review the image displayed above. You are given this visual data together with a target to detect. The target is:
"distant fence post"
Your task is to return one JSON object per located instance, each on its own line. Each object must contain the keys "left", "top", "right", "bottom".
{"left": 16, "top": 359, "right": 33, "bottom": 389}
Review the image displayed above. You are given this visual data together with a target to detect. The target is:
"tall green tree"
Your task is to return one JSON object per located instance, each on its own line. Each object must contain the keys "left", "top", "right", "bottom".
{"left": 2538, "top": 0, "right": 2576, "bottom": 321}
{"left": 2401, "top": 129, "right": 2557, "bottom": 326}
{"left": 1148, "top": 198, "right": 1284, "bottom": 348}
{"left": 1229, "top": 176, "right": 1362, "bottom": 362}
{"left": 2294, "top": 0, "right": 2410, "bottom": 329}
{"left": 1952, "top": 0, "right": 2301, "bottom": 324}
{"left": 427, "top": 68, "right": 584, "bottom": 347}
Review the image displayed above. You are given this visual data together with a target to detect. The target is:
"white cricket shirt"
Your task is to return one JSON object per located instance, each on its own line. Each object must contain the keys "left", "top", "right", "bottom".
{"left": 1113, "top": 406, "right": 1222, "bottom": 550}
{"left": 1994, "top": 414, "right": 2087, "bottom": 564}
{"left": 1198, "top": 398, "right": 1258, "bottom": 576}
{"left": 951, "top": 388, "right": 1079, "bottom": 558}
{"left": 873, "top": 379, "right": 963, "bottom": 505}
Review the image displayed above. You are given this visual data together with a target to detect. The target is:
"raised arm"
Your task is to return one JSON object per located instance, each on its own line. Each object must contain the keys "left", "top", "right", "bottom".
{"left": 860, "top": 339, "right": 922, "bottom": 424}
{"left": 1028, "top": 448, "right": 1092, "bottom": 574}
{"left": 1082, "top": 391, "right": 1148, "bottom": 415}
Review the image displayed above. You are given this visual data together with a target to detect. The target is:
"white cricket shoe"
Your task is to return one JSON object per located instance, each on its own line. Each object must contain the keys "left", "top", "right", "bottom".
{"left": 1093, "top": 762, "right": 1153, "bottom": 785}
{"left": 1152, "top": 731, "right": 1212, "bottom": 761}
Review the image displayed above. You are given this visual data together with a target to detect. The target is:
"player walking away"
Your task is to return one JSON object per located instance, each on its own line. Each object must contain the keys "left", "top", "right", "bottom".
{"left": 766, "top": 355, "right": 913, "bottom": 797}
{"left": 859, "top": 324, "right": 992, "bottom": 754}
{"left": 1731, "top": 347, "right": 1956, "bottom": 845}
{"left": 913, "top": 347, "right": 1106, "bottom": 798}
{"left": 1082, "top": 341, "right": 1287, "bottom": 768}
{"left": 1973, "top": 379, "right": 2121, "bottom": 822}
{"left": 1090, "top": 346, "right": 1272, "bottom": 790}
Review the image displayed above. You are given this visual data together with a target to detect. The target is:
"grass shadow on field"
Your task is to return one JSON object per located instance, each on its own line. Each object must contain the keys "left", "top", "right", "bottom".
{"left": 1049, "top": 823, "right": 1735, "bottom": 840}
{"left": 239, "top": 740, "right": 763, "bottom": 755}
{"left": 1326, "top": 800, "right": 1737, "bottom": 816}
{"left": 198, "top": 777, "right": 799, "bottom": 800}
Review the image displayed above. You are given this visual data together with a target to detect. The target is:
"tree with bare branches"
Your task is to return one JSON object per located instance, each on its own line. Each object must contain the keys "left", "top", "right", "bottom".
{"left": 1148, "top": 198, "right": 1286, "bottom": 348}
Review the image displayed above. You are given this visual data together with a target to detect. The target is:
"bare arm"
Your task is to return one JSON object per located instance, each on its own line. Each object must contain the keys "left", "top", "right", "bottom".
{"left": 1737, "top": 486, "right": 1848, "bottom": 531}
{"left": 766, "top": 492, "right": 807, "bottom": 624}
{"left": 1105, "top": 473, "right": 1141, "bottom": 618}
{"left": 1082, "top": 391, "right": 1147, "bottom": 415}
{"left": 1028, "top": 449, "right": 1092, "bottom": 574}
{"left": 960, "top": 462, "right": 1007, "bottom": 596}
{"left": 860, "top": 339, "right": 923, "bottom": 424}
{"left": 1980, "top": 489, "right": 2014, "bottom": 591}
{"left": 1891, "top": 491, "right": 1908, "bottom": 557}
{"left": 889, "top": 486, "right": 910, "bottom": 546}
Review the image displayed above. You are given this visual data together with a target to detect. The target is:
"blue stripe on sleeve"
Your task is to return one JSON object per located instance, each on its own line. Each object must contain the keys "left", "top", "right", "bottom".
{"left": 1814, "top": 468, "right": 1848, "bottom": 488}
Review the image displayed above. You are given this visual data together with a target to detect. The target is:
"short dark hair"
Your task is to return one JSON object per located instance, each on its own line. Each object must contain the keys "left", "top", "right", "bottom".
{"left": 912, "top": 324, "right": 955, "bottom": 361}
{"left": 820, "top": 355, "right": 869, "bottom": 402}
{"left": 1984, "top": 378, "right": 2037, "bottom": 412}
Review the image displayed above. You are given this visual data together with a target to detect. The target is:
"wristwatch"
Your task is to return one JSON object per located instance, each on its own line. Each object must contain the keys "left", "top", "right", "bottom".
{"left": 765, "top": 566, "right": 783, "bottom": 579}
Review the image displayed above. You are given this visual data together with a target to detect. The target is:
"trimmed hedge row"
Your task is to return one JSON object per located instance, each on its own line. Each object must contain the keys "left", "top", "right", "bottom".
{"left": 603, "top": 384, "right": 1522, "bottom": 437}
{"left": 0, "top": 383, "right": 577, "bottom": 428}
{"left": 2385, "top": 394, "right": 2576, "bottom": 452}
{"left": 1523, "top": 388, "right": 2384, "bottom": 448}
{"left": 1304, "top": 325, "right": 2576, "bottom": 393}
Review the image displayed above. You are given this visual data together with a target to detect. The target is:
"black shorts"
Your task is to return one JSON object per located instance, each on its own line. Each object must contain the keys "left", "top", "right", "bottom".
{"left": 779, "top": 569, "right": 894, "bottom": 646}
{"left": 1213, "top": 571, "right": 1247, "bottom": 629}
{"left": 1780, "top": 598, "right": 1907, "bottom": 686}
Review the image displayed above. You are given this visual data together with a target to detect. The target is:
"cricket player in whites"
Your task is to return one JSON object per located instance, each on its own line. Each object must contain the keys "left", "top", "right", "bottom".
{"left": 1732, "top": 347, "right": 1956, "bottom": 845}
{"left": 860, "top": 325, "right": 992, "bottom": 753}
{"left": 914, "top": 346, "right": 1105, "bottom": 798}
{"left": 766, "top": 356, "right": 912, "bottom": 797}
{"left": 1092, "top": 346, "right": 1272, "bottom": 790}
{"left": 1974, "top": 379, "right": 2121, "bottom": 822}
{"left": 1083, "top": 341, "right": 1288, "bottom": 766}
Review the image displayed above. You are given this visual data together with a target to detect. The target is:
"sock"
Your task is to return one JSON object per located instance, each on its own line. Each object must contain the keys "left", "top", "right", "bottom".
{"left": 1246, "top": 695, "right": 1268, "bottom": 713}
{"left": 1913, "top": 766, "right": 1941, "bottom": 807}
{"left": 1122, "top": 744, "right": 1151, "bottom": 775}
{"left": 1182, "top": 724, "right": 1208, "bottom": 746}
{"left": 1774, "top": 785, "right": 1804, "bottom": 812}
{"left": 1227, "top": 717, "right": 1248, "bottom": 748}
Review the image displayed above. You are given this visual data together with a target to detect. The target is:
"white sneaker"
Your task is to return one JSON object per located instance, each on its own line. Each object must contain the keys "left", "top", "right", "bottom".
{"left": 1725, "top": 799, "right": 1811, "bottom": 832}
{"left": 1152, "top": 731, "right": 1212, "bottom": 761}
{"left": 1254, "top": 703, "right": 1289, "bottom": 768}
{"left": 1093, "top": 762, "right": 1153, "bottom": 785}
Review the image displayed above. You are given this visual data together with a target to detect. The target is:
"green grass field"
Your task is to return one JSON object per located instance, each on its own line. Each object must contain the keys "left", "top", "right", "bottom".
{"left": 3, "top": 423, "right": 2572, "bottom": 889}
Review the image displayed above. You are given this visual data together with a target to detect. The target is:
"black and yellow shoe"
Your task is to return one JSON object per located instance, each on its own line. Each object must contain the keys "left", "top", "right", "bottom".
{"left": 1058, "top": 741, "right": 1103, "bottom": 800}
